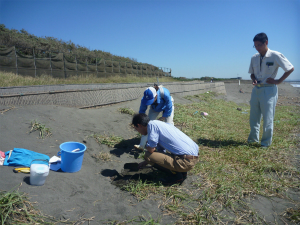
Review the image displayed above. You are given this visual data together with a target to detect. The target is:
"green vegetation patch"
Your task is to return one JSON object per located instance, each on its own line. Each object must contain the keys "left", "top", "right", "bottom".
{"left": 0, "top": 71, "right": 176, "bottom": 87}
{"left": 116, "top": 92, "right": 300, "bottom": 223}
{"left": 30, "top": 120, "right": 52, "bottom": 138}
{"left": 283, "top": 207, "right": 300, "bottom": 223}
{"left": 0, "top": 187, "right": 96, "bottom": 224}
{"left": 121, "top": 179, "right": 162, "bottom": 201}
{"left": 90, "top": 91, "right": 299, "bottom": 224}
{"left": 118, "top": 107, "right": 136, "bottom": 116}
{"left": 92, "top": 152, "right": 112, "bottom": 162}
{"left": 176, "top": 93, "right": 299, "bottom": 200}
{"left": 93, "top": 133, "right": 124, "bottom": 148}
{"left": 0, "top": 188, "right": 53, "bottom": 224}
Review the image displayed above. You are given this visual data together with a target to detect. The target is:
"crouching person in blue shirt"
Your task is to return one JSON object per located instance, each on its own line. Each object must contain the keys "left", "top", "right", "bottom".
{"left": 132, "top": 113, "right": 199, "bottom": 185}
{"left": 134, "top": 85, "right": 174, "bottom": 151}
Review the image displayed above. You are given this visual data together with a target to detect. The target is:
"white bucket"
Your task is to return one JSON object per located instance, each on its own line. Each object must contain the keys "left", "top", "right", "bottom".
{"left": 30, "top": 159, "right": 49, "bottom": 186}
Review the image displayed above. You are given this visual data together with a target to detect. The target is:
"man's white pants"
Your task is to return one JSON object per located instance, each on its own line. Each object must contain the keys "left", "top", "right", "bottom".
{"left": 139, "top": 99, "right": 174, "bottom": 148}
{"left": 248, "top": 85, "right": 278, "bottom": 147}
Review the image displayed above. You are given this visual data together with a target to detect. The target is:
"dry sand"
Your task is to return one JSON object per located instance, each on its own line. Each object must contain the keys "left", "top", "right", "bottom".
{"left": 0, "top": 82, "right": 299, "bottom": 224}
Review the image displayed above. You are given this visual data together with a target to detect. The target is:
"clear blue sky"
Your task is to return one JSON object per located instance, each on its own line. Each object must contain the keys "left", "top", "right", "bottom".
{"left": 0, "top": 0, "right": 299, "bottom": 80}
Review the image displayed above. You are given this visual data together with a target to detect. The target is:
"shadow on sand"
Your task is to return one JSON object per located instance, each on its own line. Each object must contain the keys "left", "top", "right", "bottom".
{"left": 197, "top": 138, "right": 248, "bottom": 148}
{"left": 110, "top": 137, "right": 141, "bottom": 158}
{"left": 101, "top": 164, "right": 166, "bottom": 188}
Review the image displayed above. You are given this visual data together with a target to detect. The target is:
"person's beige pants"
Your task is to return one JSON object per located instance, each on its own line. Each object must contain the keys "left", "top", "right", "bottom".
{"left": 144, "top": 151, "right": 198, "bottom": 172}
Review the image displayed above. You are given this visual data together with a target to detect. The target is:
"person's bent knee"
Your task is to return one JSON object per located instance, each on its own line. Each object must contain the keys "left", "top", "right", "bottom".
{"left": 144, "top": 151, "right": 156, "bottom": 166}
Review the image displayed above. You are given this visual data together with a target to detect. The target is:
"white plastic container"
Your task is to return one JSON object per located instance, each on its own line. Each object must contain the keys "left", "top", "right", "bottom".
{"left": 30, "top": 159, "right": 49, "bottom": 186}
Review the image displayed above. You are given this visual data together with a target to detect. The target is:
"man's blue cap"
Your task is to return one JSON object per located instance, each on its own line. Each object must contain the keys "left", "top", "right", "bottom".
{"left": 141, "top": 87, "right": 157, "bottom": 105}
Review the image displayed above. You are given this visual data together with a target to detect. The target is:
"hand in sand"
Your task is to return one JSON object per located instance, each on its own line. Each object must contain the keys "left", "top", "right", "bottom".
{"left": 138, "top": 161, "right": 148, "bottom": 169}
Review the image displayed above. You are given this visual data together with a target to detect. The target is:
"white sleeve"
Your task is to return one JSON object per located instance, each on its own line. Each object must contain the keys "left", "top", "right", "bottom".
{"left": 248, "top": 58, "right": 254, "bottom": 74}
{"left": 275, "top": 53, "right": 293, "bottom": 72}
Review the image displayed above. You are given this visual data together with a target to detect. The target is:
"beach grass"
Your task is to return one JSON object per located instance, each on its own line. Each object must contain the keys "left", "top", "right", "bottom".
{"left": 30, "top": 120, "right": 52, "bottom": 138}
{"left": 93, "top": 133, "right": 124, "bottom": 148}
{"left": 106, "top": 212, "right": 161, "bottom": 225}
{"left": 107, "top": 92, "right": 300, "bottom": 224}
{"left": 118, "top": 107, "right": 136, "bottom": 116}
{"left": 0, "top": 187, "right": 96, "bottom": 225}
{"left": 0, "top": 187, "right": 54, "bottom": 224}
{"left": 92, "top": 152, "right": 113, "bottom": 162}
{"left": 284, "top": 207, "right": 300, "bottom": 223}
{"left": 121, "top": 179, "right": 161, "bottom": 201}
{"left": 2, "top": 71, "right": 298, "bottom": 224}
{"left": 0, "top": 71, "right": 177, "bottom": 87}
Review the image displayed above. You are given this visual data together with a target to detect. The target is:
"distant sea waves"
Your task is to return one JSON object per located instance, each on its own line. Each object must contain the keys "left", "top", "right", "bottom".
{"left": 286, "top": 81, "right": 300, "bottom": 88}
{"left": 290, "top": 82, "right": 300, "bottom": 88}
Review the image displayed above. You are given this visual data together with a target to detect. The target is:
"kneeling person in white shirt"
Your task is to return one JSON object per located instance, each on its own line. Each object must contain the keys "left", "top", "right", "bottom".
{"left": 132, "top": 113, "right": 199, "bottom": 185}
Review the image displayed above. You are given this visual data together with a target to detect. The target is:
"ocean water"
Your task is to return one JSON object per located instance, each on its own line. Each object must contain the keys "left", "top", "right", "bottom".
{"left": 290, "top": 83, "right": 300, "bottom": 88}
{"left": 286, "top": 81, "right": 300, "bottom": 88}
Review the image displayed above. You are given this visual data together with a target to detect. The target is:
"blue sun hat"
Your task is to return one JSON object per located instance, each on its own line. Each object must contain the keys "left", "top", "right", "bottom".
{"left": 141, "top": 87, "right": 157, "bottom": 105}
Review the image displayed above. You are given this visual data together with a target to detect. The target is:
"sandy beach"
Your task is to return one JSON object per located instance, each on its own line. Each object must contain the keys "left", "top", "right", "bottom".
{"left": 0, "top": 81, "right": 299, "bottom": 224}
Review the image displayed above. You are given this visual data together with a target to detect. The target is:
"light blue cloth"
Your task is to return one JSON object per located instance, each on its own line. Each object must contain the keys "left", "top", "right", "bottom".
{"left": 139, "top": 87, "right": 173, "bottom": 117}
{"left": 139, "top": 104, "right": 175, "bottom": 148}
{"left": 4, "top": 148, "right": 50, "bottom": 167}
{"left": 248, "top": 85, "right": 278, "bottom": 147}
{"left": 146, "top": 120, "right": 199, "bottom": 156}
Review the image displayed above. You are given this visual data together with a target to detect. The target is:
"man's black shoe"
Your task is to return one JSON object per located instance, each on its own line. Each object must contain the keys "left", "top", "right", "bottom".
{"left": 159, "top": 172, "right": 184, "bottom": 185}
{"left": 182, "top": 172, "right": 187, "bottom": 180}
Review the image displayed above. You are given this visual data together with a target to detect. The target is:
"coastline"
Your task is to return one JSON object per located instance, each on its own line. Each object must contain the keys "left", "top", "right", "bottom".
{"left": 219, "top": 82, "right": 300, "bottom": 106}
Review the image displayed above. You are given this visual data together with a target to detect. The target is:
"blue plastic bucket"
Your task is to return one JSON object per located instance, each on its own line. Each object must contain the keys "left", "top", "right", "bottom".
{"left": 58, "top": 142, "right": 86, "bottom": 173}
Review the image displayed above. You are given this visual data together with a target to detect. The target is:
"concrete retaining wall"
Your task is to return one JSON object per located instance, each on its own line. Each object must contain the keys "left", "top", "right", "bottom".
{"left": 0, "top": 81, "right": 226, "bottom": 108}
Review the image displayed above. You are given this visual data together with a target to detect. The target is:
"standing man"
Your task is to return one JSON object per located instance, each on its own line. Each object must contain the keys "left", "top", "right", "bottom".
{"left": 132, "top": 113, "right": 199, "bottom": 185}
{"left": 248, "top": 32, "right": 294, "bottom": 147}
{"left": 134, "top": 84, "right": 174, "bottom": 150}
